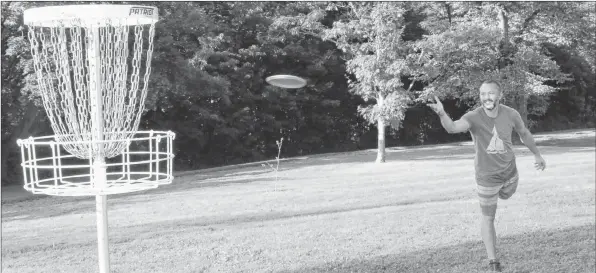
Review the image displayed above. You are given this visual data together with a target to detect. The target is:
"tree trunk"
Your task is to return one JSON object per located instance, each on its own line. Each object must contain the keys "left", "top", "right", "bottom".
{"left": 375, "top": 92, "right": 386, "bottom": 163}
{"left": 0, "top": 142, "right": 12, "bottom": 185}
{"left": 518, "top": 94, "right": 529, "bottom": 127}
{"left": 376, "top": 117, "right": 386, "bottom": 163}
{"left": 444, "top": 3, "right": 452, "bottom": 25}
{"left": 498, "top": 7, "right": 509, "bottom": 42}
{"left": 583, "top": 91, "right": 593, "bottom": 123}
{"left": 497, "top": 5, "right": 527, "bottom": 145}
{"left": 512, "top": 94, "right": 529, "bottom": 145}
{"left": 497, "top": 5, "right": 513, "bottom": 70}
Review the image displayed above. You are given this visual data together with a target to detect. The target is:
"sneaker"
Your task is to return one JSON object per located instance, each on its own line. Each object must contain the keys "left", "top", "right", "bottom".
{"left": 489, "top": 259, "right": 502, "bottom": 272}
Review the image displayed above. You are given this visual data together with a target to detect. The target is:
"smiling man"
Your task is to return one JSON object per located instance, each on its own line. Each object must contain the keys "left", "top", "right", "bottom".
{"left": 426, "top": 80, "right": 546, "bottom": 272}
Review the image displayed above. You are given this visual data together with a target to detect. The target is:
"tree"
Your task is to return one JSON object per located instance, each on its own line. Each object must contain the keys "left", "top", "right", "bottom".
{"left": 412, "top": 2, "right": 583, "bottom": 133}
{"left": 1, "top": 1, "right": 53, "bottom": 185}
{"left": 536, "top": 43, "right": 596, "bottom": 130}
{"left": 327, "top": 3, "right": 427, "bottom": 163}
{"left": 271, "top": 2, "right": 424, "bottom": 163}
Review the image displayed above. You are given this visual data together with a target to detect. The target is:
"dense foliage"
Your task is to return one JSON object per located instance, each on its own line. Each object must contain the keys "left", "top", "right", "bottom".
{"left": 2, "top": 2, "right": 594, "bottom": 184}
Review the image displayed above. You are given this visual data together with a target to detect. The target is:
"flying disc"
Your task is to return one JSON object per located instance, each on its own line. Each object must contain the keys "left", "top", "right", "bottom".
{"left": 265, "top": 75, "right": 306, "bottom": 89}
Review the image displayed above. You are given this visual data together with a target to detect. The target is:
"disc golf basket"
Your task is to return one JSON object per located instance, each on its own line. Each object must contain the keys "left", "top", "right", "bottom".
{"left": 17, "top": 5, "right": 174, "bottom": 272}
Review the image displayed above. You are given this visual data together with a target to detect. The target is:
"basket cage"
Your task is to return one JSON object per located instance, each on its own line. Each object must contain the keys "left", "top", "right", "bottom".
{"left": 17, "top": 131, "right": 175, "bottom": 196}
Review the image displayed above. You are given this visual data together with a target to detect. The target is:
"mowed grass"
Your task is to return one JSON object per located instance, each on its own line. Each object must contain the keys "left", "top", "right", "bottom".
{"left": 2, "top": 129, "right": 595, "bottom": 273}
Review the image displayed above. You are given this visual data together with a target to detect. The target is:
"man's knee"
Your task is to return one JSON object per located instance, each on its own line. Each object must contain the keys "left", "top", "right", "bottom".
{"left": 499, "top": 192, "right": 512, "bottom": 200}
{"left": 499, "top": 185, "right": 517, "bottom": 200}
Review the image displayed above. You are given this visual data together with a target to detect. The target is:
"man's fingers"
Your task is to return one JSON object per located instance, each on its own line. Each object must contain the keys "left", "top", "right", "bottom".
{"left": 434, "top": 96, "right": 440, "bottom": 103}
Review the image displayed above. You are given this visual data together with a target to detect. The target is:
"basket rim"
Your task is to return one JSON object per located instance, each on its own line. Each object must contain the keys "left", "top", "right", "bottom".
{"left": 16, "top": 130, "right": 175, "bottom": 146}
{"left": 24, "top": 5, "right": 158, "bottom": 27}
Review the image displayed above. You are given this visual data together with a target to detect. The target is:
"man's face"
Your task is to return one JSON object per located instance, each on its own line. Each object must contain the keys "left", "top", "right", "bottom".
{"left": 479, "top": 83, "right": 501, "bottom": 110}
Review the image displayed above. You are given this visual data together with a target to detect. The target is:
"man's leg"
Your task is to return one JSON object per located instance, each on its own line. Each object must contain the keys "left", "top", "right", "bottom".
{"left": 479, "top": 170, "right": 519, "bottom": 260}
{"left": 477, "top": 184, "right": 502, "bottom": 260}
{"left": 481, "top": 215, "right": 497, "bottom": 259}
{"left": 476, "top": 168, "right": 518, "bottom": 271}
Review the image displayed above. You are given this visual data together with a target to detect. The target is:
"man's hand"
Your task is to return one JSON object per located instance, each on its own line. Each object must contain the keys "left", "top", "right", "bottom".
{"left": 534, "top": 155, "right": 546, "bottom": 171}
{"left": 427, "top": 96, "right": 445, "bottom": 116}
{"left": 426, "top": 95, "right": 470, "bottom": 134}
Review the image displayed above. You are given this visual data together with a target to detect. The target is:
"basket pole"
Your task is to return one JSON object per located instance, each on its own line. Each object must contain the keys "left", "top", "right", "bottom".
{"left": 88, "top": 25, "right": 110, "bottom": 273}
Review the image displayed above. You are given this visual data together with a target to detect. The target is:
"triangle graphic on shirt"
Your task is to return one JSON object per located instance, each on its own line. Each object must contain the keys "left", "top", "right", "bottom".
{"left": 486, "top": 126, "right": 507, "bottom": 154}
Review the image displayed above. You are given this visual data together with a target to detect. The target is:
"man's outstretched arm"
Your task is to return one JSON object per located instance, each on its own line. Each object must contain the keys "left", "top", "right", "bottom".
{"left": 427, "top": 96, "right": 470, "bottom": 134}
{"left": 437, "top": 111, "right": 471, "bottom": 134}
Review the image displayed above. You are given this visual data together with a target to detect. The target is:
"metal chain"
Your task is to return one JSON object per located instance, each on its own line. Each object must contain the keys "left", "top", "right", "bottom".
{"left": 27, "top": 18, "right": 155, "bottom": 159}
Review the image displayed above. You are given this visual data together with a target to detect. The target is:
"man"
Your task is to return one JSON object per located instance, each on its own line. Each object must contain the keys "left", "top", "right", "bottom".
{"left": 427, "top": 80, "right": 546, "bottom": 272}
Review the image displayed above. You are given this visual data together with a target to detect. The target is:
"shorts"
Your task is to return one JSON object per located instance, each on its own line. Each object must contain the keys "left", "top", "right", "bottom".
{"left": 475, "top": 163, "right": 519, "bottom": 217}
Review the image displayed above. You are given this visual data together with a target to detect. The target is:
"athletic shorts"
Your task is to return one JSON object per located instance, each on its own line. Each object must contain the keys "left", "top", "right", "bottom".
{"left": 475, "top": 162, "right": 519, "bottom": 217}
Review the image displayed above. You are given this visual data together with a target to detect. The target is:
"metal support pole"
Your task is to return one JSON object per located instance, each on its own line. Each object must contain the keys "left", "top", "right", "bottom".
{"left": 95, "top": 162, "right": 109, "bottom": 273}
{"left": 88, "top": 25, "right": 110, "bottom": 273}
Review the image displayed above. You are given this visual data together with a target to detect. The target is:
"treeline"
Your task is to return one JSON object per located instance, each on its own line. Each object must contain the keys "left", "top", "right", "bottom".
{"left": 2, "top": 2, "right": 595, "bottom": 184}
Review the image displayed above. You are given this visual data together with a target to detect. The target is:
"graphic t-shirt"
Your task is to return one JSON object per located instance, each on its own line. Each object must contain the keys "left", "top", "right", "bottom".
{"left": 461, "top": 104, "right": 525, "bottom": 177}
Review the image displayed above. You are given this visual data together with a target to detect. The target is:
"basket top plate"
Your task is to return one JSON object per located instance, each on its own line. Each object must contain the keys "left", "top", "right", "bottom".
{"left": 24, "top": 5, "right": 158, "bottom": 27}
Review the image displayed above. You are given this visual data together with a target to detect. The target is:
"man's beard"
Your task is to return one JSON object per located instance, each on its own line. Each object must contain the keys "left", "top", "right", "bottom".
{"left": 483, "top": 100, "right": 497, "bottom": 110}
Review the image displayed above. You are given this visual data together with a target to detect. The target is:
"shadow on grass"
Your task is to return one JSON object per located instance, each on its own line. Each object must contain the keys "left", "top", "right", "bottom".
{"left": 121, "top": 175, "right": 277, "bottom": 196}
{"left": 285, "top": 131, "right": 595, "bottom": 170}
{"left": 1, "top": 176, "right": 281, "bottom": 220}
{"left": 532, "top": 134, "right": 596, "bottom": 147}
{"left": 0, "top": 168, "right": 275, "bottom": 206}
{"left": 279, "top": 224, "right": 595, "bottom": 273}
{"left": 132, "top": 194, "right": 471, "bottom": 231}
{"left": 3, "top": 186, "right": 471, "bottom": 224}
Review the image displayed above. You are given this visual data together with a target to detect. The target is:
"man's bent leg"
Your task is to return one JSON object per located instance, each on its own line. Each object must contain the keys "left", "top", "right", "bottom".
{"left": 499, "top": 171, "right": 519, "bottom": 200}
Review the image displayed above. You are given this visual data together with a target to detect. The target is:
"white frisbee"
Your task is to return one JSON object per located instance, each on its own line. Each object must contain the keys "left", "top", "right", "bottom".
{"left": 266, "top": 75, "right": 306, "bottom": 89}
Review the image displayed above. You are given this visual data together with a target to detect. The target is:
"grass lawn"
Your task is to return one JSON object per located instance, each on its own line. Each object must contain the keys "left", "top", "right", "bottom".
{"left": 2, "top": 129, "right": 595, "bottom": 273}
